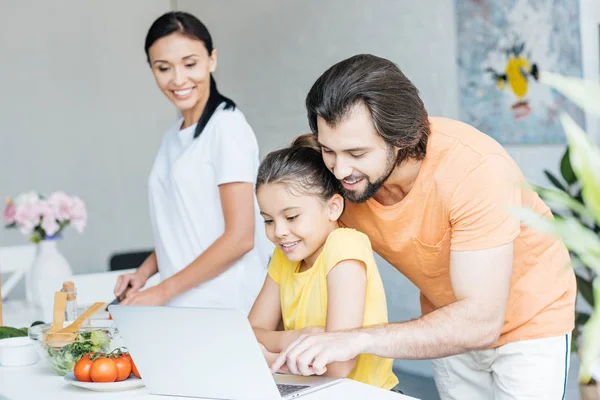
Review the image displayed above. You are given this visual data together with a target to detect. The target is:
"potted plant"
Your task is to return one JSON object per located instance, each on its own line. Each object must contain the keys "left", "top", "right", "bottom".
{"left": 2, "top": 191, "right": 87, "bottom": 307}
{"left": 514, "top": 71, "right": 600, "bottom": 399}
{"left": 541, "top": 148, "right": 599, "bottom": 399}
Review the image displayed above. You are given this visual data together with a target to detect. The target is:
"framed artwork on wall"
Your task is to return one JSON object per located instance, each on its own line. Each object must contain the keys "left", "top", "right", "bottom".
{"left": 456, "top": 0, "right": 585, "bottom": 144}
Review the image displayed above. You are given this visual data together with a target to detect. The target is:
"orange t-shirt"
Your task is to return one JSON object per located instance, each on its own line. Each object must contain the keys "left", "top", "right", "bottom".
{"left": 341, "top": 117, "right": 576, "bottom": 347}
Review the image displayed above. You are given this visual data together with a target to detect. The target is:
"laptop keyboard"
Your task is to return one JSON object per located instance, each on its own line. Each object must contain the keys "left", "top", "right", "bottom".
{"left": 277, "top": 384, "right": 310, "bottom": 397}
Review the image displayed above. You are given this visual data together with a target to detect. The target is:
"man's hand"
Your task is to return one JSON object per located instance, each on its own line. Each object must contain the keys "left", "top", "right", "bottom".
{"left": 119, "top": 284, "right": 169, "bottom": 306}
{"left": 283, "top": 327, "right": 325, "bottom": 347}
{"left": 270, "top": 331, "right": 368, "bottom": 376}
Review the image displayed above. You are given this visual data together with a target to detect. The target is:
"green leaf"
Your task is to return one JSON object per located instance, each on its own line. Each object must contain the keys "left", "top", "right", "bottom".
{"left": 535, "top": 72, "right": 600, "bottom": 383}
{"left": 512, "top": 208, "right": 600, "bottom": 273}
{"left": 544, "top": 170, "right": 567, "bottom": 192}
{"left": 530, "top": 184, "right": 592, "bottom": 220}
{"left": 557, "top": 219, "right": 600, "bottom": 273}
{"left": 572, "top": 326, "right": 579, "bottom": 353}
{"left": 575, "top": 188, "right": 584, "bottom": 204}
{"left": 0, "top": 326, "right": 28, "bottom": 339}
{"left": 561, "top": 113, "right": 600, "bottom": 226}
{"left": 577, "top": 275, "right": 595, "bottom": 308}
{"left": 540, "top": 71, "right": 600, "bottom": 114}
{"left": 577, "top": 312, "right": 592, "bottom": 327}
{"left": 90, "top": 330, "right": 110, "bottom": 347}
{"left": 579, "top": 279, "right": 600, "bottom": 383}
{"left": 549, "top": 209, "right": 564, "bottom": 220}
{"left": 511, "top": 207, "right": 558, "bottom": 235}
{"left": 560, "top": 148, "right": 577, "bottom": 185}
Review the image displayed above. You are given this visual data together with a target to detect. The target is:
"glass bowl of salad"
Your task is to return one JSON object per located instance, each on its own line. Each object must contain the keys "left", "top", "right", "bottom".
{"left": 28, "top": 319, "right": 122, "bottom": 376}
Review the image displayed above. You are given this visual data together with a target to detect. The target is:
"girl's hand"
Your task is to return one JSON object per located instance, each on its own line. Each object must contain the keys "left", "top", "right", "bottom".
{"left": 258, "top": 342, "right": 280, "bottom": 367}
{"left": 301, "top": 326, "right": 325, "bottom": 335}
{"left": 258, "top": 342, "right": 269, "bottom": 355}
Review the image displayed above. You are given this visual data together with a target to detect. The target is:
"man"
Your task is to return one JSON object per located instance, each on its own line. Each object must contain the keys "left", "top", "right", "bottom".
{"left": 271, "top": 54, "right": 576, "bottom": 399}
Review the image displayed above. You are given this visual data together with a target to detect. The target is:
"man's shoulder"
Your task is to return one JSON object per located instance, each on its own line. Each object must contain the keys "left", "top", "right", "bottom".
{"left": 428, "top": 117, "right": 510, "bottom": 160}
{"left": 427, "top": 117, "right": 520, "bottom": 186}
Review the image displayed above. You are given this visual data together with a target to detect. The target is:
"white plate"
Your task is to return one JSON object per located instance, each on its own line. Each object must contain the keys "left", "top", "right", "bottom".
{"left": 64, "top": 373, "right": 145, "bottom": 392}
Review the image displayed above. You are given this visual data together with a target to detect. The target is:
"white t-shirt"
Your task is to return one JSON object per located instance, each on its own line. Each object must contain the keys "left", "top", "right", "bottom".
{"left": 148, "top": 104, "right": 272, "bottom": 314}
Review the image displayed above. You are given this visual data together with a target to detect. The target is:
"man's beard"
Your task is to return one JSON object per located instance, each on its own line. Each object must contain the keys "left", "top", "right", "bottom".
{"left": 340, "top": 147, "right": 398, "bottom": 203}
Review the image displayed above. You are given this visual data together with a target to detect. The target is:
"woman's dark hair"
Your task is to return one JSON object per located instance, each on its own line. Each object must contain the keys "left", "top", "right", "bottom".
{"left": 256, "top": 134, "right": 340, "bottom": 201}
{"left": 145, "top": 12, "right": 235, "bottom": 138}
{"left": 306, "top": 54, "right": 429, "bottom": 164}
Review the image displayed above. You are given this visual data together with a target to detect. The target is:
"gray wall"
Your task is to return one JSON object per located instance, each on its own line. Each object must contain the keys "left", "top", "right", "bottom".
{"left": 0, "top": 0, "right": 174, "bottom": 271}
{"left": 180, "top": 0, "right": 460, "bottom": 154}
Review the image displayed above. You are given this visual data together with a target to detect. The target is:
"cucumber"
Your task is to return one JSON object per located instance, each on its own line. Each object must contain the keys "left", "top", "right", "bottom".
{"left": 0, "top": 326, "right": 28, "bottom": 339}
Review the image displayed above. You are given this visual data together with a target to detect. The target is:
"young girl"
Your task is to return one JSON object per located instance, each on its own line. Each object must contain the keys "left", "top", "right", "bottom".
{"left": 248, "top": 135, "right": 400, "bottom": 391}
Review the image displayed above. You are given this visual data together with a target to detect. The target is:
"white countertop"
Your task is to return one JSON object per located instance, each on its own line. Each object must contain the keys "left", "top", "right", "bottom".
{"left": 0, "top": 361, "right": 417, "bottom": 400}
{"left": 1, "top": 301, "right": 419, "bottom": 400}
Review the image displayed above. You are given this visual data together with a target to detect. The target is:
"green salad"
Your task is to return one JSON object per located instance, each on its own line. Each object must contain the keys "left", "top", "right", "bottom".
{"left": 45, "top": 330, "right": 111, "bottom": 375}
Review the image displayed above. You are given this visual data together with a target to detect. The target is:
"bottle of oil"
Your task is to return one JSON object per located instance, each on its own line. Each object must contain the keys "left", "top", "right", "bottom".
{"left": 61, "top": 281, "right": 78, "bottom": 322}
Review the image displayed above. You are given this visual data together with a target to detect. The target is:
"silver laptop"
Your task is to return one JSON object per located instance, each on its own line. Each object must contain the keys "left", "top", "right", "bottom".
{"left": 108, "top": 305, "right": 340, "bottom": 399}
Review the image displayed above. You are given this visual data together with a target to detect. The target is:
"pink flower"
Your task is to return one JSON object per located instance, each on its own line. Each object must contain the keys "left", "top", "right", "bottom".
{"left": 36, "top": 200, "right": 59, "bottom": 237}
{"left": 2, "top": 197, "right": 16, "bottom": 225}
{"left": 41, "top": 212, "right": 59, "bottom": 236}
{"left": 5, "top": 190, "right": 87, "bottom": 239}
{"left": 14, "top": 203, "right": 39, "bottom": 235}
{"left": 13, "top": 191, "right": 40, "bottom": 206}
{"left": 69, "top": 196, "right": 87, "bottom": 233}
{"left": 48, "top": 191, "right": 72, "bottom": 222}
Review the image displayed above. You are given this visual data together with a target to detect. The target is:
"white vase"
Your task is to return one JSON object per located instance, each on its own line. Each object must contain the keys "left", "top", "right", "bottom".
{"left": 25, "top": 239, "right": 73, "bottom": 310}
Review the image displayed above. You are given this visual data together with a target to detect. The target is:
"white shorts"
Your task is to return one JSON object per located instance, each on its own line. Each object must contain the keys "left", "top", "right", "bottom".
{"left": 432, "top": 334, "right": 571, "bottom": 400}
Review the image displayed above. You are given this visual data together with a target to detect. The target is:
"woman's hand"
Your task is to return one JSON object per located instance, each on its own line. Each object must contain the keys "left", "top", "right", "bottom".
{"left": 114, "top": 271, "right": 148, "bottom": 298}
{"left": 119, "top": 284, "right": 169, "bottom": 306}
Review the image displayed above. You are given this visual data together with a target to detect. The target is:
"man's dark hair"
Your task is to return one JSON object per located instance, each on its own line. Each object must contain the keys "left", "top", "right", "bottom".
{"left": 306, "top": 54, "right": 430, "bottom": 163}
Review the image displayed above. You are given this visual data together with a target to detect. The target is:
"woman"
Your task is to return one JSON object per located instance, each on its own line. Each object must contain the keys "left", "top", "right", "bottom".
{"left": 114, "top": 11, "right": 271, "bottom": 313}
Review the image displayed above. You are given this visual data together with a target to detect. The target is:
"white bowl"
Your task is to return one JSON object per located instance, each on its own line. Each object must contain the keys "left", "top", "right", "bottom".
{"left": 0, "top": 337, "right": 40, "bottom": 367}
{"left": 28, "top": 319, "right": 118, "bottom": 376}
{"left": 64, "top": 373, "right": 145, "bottom": 392}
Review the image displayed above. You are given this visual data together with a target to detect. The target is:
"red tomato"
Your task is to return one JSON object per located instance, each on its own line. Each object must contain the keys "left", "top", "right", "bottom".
{"left": 130, "top": 358, "right": 141, "bottom": 379}
{"left": 73, "top": 357, "right": 93, "bottom": 382}
{"left": 121, "top": 353, "right": 141, "bottom": 379}
{"left": 90, "top": 357, "right": 118, "bottom": 383}
{"left": 113, "top": 356, "right": 132, "bottom": 381}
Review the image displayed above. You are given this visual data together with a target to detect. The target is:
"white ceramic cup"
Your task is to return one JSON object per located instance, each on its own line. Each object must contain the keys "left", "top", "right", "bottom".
{"left": 0, "top": 337, "right": 40, "bottom": 367}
